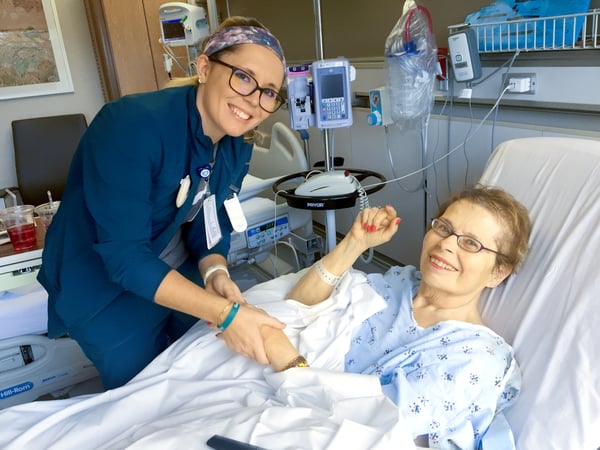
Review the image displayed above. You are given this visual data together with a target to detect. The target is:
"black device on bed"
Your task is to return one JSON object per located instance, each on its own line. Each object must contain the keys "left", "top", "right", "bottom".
{"left": 206, "top": 435, "right": 269, "bottom": 450}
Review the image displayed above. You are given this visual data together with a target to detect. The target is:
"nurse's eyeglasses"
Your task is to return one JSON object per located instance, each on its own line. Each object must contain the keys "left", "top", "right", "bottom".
{"left": 208, "top": 57, "right": 285, "bottom": 113}
{"left": 430, "top": 218, "right": 508, "bottom": 257}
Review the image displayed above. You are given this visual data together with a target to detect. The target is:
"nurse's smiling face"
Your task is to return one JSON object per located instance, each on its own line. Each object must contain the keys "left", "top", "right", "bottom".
{"left": 195, "top": 44, "right": 284, "bottom": 143}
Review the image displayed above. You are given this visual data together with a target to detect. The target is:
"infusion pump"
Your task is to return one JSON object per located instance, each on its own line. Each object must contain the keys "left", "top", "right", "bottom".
{"left": 159, "top": 2, "right": 209, "bottom": 47}
{"left": 287, "top": 58, "right": 355, "bottom": 130}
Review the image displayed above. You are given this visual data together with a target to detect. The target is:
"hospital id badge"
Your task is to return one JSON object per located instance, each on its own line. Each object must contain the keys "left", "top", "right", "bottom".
{"left": 204, "top": 194, "right": 222, "bottom": 249}
{"left": 224, "top": 193, "right": 247, "bottom": 232}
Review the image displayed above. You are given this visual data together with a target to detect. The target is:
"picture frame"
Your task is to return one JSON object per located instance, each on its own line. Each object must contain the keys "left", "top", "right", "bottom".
{"left": 0, "top": 0, "right": 73, "bottom": 101}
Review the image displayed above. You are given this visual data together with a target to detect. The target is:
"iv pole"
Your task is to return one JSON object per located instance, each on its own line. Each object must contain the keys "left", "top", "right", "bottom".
{"left": 313, "top": 0, "right": 338, "bottom": 253}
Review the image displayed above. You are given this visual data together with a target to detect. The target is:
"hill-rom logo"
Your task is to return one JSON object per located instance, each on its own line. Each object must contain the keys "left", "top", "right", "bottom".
{"left": 0, "top": 382, "right": 33, "bottom": 399}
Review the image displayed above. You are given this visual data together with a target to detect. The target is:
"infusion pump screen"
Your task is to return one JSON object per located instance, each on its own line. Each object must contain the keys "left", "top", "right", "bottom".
{"left": 320, "top": 74, "right": 344, "bottom": 99}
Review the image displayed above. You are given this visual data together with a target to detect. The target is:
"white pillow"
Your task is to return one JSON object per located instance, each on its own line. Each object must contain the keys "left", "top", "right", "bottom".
{"left": 478, "top": 137, "right": 600, "bottom": 450}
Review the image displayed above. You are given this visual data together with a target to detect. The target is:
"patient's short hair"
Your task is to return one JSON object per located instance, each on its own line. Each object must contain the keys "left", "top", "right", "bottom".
{"left": 436, "top": 184, "right": 532, "bottom": 273}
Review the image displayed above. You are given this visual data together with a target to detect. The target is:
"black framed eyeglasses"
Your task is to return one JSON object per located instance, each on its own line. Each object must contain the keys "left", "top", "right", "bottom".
{"left": 430, "top": 218, "right": 508, "bottom": 257}
{"left": 208, "top": 57, "right": 285, "bottom": 113}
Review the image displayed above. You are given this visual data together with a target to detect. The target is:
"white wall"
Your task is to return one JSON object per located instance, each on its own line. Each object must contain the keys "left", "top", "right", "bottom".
{"left": 0, "top": 0, "right": 104, "bottom": 189}
{"left": 258, "top": 63, "right": 600, "bottom": 267}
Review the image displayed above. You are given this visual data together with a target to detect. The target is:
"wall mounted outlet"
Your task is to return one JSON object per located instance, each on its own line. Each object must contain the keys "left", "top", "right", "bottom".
{"left": 504, "top": 72, "right": 537, "bottom": 94}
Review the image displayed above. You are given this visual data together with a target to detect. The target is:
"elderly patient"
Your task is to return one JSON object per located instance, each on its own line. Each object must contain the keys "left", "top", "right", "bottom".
{"left": 259, "top": 185, "right": 531, "bottom": 449}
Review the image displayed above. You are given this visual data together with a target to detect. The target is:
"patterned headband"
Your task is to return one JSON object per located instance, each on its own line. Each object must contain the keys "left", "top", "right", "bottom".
{"left": 203, "top": 25, "right": 286, "bottom": 68}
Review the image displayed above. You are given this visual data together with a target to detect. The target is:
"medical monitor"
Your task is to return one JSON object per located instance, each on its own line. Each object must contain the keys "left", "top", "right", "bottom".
{"left": 159, "top": 2, "right": 209, "bottom": 47}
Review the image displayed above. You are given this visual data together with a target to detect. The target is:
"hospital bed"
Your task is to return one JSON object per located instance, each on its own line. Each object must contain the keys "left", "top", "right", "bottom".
{"left": 0, "top": 136, "right": 598, "bottom": 449}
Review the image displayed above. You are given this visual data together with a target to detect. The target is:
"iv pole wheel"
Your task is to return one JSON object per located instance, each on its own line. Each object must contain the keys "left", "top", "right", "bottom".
{"left": 272, "top": 169, "right": 386, "bottom": 210}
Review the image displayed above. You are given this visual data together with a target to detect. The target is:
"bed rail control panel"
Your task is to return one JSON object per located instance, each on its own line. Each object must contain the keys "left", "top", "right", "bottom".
{"left": 246, "top": 215, "right": 290, "bottom": 249}
{"left": 0, "top": 336, "right": 99, "bottom": 409}
{"left": 0, "top": 345, "right": 34, "bottom": 372}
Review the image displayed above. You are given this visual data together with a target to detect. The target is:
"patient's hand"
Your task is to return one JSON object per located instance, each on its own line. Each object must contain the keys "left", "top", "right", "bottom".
{"left": 205, "top": 273, "right": 246, "bottom": 304}
{"left": 349, "top": 205, "right": 400, "bottom": 249}
{"left": 260, "top": 325, "right": 304, "bottom": 371}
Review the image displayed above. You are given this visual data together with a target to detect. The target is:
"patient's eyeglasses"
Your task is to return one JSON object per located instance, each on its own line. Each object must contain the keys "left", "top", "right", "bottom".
{"left": 430, "top": 218, "right": 508, "bottom": 257}
{"left": 209, "top": 57, "right": 285, "bottom": 113}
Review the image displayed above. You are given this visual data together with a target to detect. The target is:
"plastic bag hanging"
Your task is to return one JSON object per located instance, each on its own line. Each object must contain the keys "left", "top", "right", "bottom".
{"left": 384, "top": 0, "right": 437, "bottom": 128}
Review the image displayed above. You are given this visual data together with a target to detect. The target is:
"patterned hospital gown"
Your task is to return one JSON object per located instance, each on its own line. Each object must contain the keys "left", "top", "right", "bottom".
{"left": 344, "top": 265, "right": 520, "bottom": 450}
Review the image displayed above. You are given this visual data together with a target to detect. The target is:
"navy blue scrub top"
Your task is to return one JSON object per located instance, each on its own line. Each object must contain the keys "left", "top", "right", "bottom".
{"left": 38, "top": 85, "right": 253, "bottom": 334}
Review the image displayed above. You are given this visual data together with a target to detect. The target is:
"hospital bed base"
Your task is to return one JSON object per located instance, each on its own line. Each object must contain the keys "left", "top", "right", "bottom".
{"left": 0, "top": 334, "right": 99, "bottom": 409}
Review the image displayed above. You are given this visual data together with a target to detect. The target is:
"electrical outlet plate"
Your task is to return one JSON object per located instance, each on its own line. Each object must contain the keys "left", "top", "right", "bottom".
{"left": 504, "top": 72, "right": 537, "bottom": 94}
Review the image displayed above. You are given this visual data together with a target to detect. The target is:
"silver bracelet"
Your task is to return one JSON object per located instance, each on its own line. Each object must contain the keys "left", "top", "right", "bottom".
{"left": 202, "top": 264, "right": 229, "bottom": 285}
{"left": 313, "top": 260, "right": 343, "bottom": 286}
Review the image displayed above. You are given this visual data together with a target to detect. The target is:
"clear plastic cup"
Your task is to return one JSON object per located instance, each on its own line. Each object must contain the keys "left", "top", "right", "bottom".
{"left": 0, "top": 205, "right": 37, "bottom": 251}
{"left": 35, "top": 201, "right": 60, "bottom": 231}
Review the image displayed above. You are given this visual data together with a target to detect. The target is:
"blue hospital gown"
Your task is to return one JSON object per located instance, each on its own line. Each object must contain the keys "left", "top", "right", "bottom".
{"left": 344, "top": 266, "right": 520, "bottom": 450}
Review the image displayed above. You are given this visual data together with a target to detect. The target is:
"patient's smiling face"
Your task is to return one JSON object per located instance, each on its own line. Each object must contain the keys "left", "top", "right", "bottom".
{"left": 419, "top": 200, "right": 509, "bottom": 303}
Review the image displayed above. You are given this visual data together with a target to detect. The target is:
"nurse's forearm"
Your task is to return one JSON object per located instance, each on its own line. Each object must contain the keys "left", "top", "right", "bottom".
{"left": 154, "top": 270, "right": 230, "bottom": 325}
{"left": 154, "top": 270, "right": 304, "bottom": 371}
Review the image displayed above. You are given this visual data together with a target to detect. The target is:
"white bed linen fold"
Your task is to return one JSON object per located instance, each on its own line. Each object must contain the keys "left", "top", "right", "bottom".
{"left": 0, "top": 269, "right": 416, "bottom": 450}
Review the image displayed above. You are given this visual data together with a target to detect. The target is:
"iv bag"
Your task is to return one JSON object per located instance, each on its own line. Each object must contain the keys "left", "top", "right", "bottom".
{"left": 384, "top": 1, "right": 437, "bottom": 128}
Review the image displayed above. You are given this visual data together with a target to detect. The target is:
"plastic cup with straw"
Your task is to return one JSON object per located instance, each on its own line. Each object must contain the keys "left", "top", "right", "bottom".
{"left": 34, "top": 190, "right": 60, "bottom": 231}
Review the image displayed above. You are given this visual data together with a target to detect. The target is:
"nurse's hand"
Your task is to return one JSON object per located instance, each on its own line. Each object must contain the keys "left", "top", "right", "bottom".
{"left": 205, "top": 272, "right": 246, "bottom": 304}
{"left": 217, "top": 304, "right": 286, "bottom": 365}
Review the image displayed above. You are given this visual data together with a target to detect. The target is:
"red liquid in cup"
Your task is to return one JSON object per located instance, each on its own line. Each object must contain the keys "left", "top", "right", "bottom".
{"left": 7, "top": 223, "right": 37, "bottom": 251}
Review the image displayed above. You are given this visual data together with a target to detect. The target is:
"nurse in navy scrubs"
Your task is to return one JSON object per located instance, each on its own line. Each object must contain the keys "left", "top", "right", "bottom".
{"left": 39, "top": 16, "right": 287, "bottom": 389}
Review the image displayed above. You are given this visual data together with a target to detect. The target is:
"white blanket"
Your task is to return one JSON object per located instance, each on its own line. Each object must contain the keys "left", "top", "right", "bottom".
{"left": 0, "top": 281, "right": 48, "bottom": 340}
{"left": 0, "top": 269, "right": 416, "bottom": 450}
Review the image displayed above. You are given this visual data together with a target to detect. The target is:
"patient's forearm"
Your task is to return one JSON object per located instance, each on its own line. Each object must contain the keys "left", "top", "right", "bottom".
{"left": 261, "top": 326, "right": 305, "bottom": 371}
{"left": 286, "top": 234, "right": 365, "bottom": 305}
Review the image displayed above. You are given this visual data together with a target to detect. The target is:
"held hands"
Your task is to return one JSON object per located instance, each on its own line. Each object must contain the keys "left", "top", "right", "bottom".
{"left": 217, "top": 303, "right": 286, "bottom": 364}
{"left": 205, "top": 270, "right": 286, "bottom": 364}
{"left": 349, "top": 205, "right": 401, "bottom": 250}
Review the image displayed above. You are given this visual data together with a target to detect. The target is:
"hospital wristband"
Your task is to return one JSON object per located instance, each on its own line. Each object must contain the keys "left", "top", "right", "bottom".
{"left": 217, "top": 301, "right": 240, "bottom": 332}
{"left": 313, "top": 260, "right": 344, "bottom": 286}
{"left": 203, "top": 264, "right": 229, "bottom": 285}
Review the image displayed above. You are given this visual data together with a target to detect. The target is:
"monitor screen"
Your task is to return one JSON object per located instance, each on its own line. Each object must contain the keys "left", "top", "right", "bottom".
{"left": 162, "top": 19, "right": 185, "bottom": 41}
{"left": 319, "top": 73, "right": 344, "bottom": 99}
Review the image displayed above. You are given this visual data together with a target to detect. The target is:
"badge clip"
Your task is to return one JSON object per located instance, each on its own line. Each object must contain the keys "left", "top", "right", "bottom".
{"left": 176, "top": 175, "right": 191, "bottom": 208}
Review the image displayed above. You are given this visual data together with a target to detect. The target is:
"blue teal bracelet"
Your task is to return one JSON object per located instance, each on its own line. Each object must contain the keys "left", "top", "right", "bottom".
{"left": 218, "top": 302, "right": 240, "bottom": 332}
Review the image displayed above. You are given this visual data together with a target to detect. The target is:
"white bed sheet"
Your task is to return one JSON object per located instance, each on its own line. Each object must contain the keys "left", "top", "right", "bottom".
{"left": 0, "top": 270, "right": 416, "bottom": 450}
{"left": 0, "top": 281, "right": 47, "bottom": 339}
